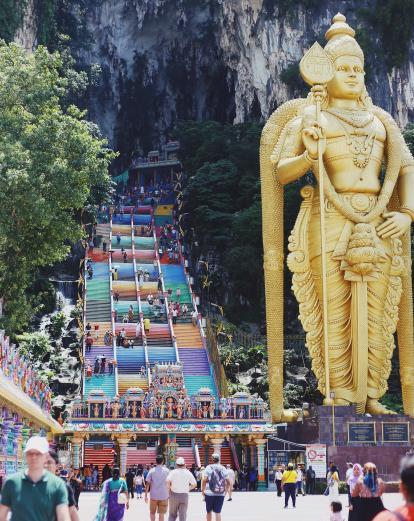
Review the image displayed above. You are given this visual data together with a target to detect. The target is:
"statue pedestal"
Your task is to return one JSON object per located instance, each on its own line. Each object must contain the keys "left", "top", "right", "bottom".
{"left": 317, "top": 405, "right": 412, "bottom": 481}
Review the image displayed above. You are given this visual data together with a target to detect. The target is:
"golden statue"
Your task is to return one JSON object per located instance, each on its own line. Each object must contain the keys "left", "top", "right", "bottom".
{"left": 261, "top": 13, "right": 414, "bottom": 422}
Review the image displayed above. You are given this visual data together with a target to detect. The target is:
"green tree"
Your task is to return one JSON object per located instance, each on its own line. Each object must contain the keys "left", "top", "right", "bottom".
{"left": 0, "top": 43, "right": 114, "bottom": 333}
{"left": 16, "top": 332, "right": 52, "bottom": 363}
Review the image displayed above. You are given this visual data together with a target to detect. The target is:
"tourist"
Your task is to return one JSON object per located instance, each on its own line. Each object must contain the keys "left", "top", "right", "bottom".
{"left": 201, "top": 453, "right": 231, "bottom": 521}
{"left": 145, "top": 454, "right": 169, "bottom": 521}
{"left": 374, "top": 454, "right": 414, "bottom": 520}
{"left": 45, "top": 450, "right": 79, "bottom": 521}
{"left": 134, "top": 469, "right": 145, "bottom": 499}
{"left": 94, "top": 323, "right": 100, "bottom": 341}
{"left": 102, "top": 239, "right": 107, "bottom": 252}
{"left": 85, "top": 334, "right": 93, "bottom": 353}
{"left": 158, "top": 276, "right": 163, "bottom": 292}
{"left": 128, "top": 305, "right": 134, "bottom": 322}
{"left": 172, "top": 307, "right": 178, "bottom": 324}
{"left": 95, "top": 467, "right": 129, "bottom": 521}
{"left": 0, "top": 436, "right": 70, "bottom": 521}
{"left": 102, "top": 463, "right": 112, "bottom": 483}
{"left": 87, "top": 265, "right": 93, "bottom": 279}
{"left": 327, "top": 463, "right": 340, "bottom": 502}
{"left": 126, "top": 467, "right": 135, "bottom": 499}
{"left": 94, "top": 358, "right": 100, "bottom": 375}
{"left": 182, "top": 304, "right": 188, "bottom": 317}
{"left": 69, "top": 468, "right": 83, "bottom": 509}
{"left": 116, "top": 233, "right": 121, "bottom": 244}
{"left": 86, "top": 322, "right": 92, "bottom": 333}
{"left": 123, "top": 251, "right": 128, "bottom": 263}
{"left": 176, "top": 288, "right": 181, "bottom": 301}
{"left": 238, "top": 468, "right": 247, "bottom": 491}
{"left": 282, "top": 463, "right": 297, "bottom": 509}
{"left": 100, "top": 356, "right": 106, "bottom": 374}
{"left": 108, "top": 359, "right": 114, "bottom": 375}
{"left": 113, "top": 268, "right": 119, "bottom": 281}
{"left": 226, "top": 465, "right": 235, "bottom": 501}
{"left": 144, "top": 317, "right": 151, "bottom": 334}
{"left": 351, "top": 462, "right": 385, "bottom": 520}
{"left": 166, "top": 456, "right": 196, "bottom": 521}
{"left": 275, "top": 467, "right": 283, "bottom": 497}
{"left": 296, "top": 464, "right": 304, "bottom": 496}
{"left": 306, "top": 465, "right": 316, "bottom": 494}
{"left": 86, "top": 364, "right": 93, "bottom": 378}
{"left": 348, "top": 463, "right": 363, "bottom": 521}
{"left": 346, "top": 462, "right": 354, "bottom": 505}
{"left": 247, "top": 466, "right": 257, "bottom": 491}
{"left": 191, "top": 310, "right": 198, "bottom": 327}
{"left": 114, "top": 291, "right": 120, "bottom": 302}
{"left": 330, "top": 501, "right": 344, "bottom": 521}
{"left": 120, "top": 328, "right": 126, "bottom": 344}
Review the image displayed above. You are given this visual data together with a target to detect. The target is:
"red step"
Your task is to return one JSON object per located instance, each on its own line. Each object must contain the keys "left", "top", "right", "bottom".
{"left": 176, "top": 447, "right": 196, "bottom": 468}
{"left": 126, "top": 448, "right": 157, "bottom": 467}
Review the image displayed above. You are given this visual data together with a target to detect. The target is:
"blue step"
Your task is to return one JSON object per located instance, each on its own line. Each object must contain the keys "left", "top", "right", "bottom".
{"left": 147, "top": 346, "right": 176, "bottom": 364}
{"left": 161, "top": 264, "right": 187, "bottom": 283}
{"left": 84, "top": 374, "right": 116, "bottom": 398}
{"left": 184, "top": 375, "right": 218, "bottom": 399}
{"left": 133, "top": 215, "right": 152, "bottom": 225}
{"left": 178, "top": 348, "right": 210, "bottom": 376}
{"left": 117, "top": 347, "right": 146, "bottom": 373}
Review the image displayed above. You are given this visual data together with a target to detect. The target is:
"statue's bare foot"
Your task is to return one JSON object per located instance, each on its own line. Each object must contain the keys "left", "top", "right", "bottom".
{"left": 281, "top": 409, "right": 300, "bottom": 422}
{"left": 366, "top": 399, "right": 397, "bottom": 415}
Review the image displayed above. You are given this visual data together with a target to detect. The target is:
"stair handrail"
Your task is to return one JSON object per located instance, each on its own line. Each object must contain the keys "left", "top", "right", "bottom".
{"left": 81, "top": 244, "right": 88, "bottom": 398}
{"left": 132, "top": 214, "right": 149, "bottom": 370}
{"left": 109, "top": 213, "right": 119, "bottom": 397}
{"left": 193, "top": 439, "right": 201, "bottom": 468}
{"left": 153, "top": 228, "right": 180, "bottom": 364}
{"left": 229, "top": 437, "right": 240, "bottom": 472}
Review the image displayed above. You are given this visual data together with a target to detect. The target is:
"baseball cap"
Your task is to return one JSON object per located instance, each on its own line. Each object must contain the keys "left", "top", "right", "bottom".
{"left": 176, "top": 457, "right": 185, "bottom": 465}
{"left": 212, "top": 453, "right": 220, "bottom": 462}
{"left": 24, "top": 436, "right": 49, "bottom": 454}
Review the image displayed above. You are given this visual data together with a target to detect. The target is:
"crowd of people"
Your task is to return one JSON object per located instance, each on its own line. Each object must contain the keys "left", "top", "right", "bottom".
{"left": 4, "top": 435, "right": 414, "bottom": 521}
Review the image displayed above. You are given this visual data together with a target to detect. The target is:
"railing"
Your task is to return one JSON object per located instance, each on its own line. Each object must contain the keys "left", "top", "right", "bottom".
{"left": 132, "top": 215, "right": 149, "bottom": 372}
{"left": 108, "top": 213, "right": 119, "bottom": 395}
{"left": 153, "top": 228, "right": 180, "bottom": 363}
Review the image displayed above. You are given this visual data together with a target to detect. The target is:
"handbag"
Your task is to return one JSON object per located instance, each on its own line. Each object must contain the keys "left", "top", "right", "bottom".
{"left": 323, "top": 486, "right": 330, "bottom": 496}
{"left": 117, "top": 486, "right": 128, "bottom": 505}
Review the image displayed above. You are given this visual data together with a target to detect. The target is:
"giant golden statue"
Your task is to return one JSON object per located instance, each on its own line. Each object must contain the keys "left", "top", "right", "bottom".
{"left": 261, "top": 13, "right": 414, "bottom": 422}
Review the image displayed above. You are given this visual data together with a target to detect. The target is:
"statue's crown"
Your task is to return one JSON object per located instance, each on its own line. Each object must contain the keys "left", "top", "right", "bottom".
{"left": 324, "top": 13, "right": 364, "bottom": 64}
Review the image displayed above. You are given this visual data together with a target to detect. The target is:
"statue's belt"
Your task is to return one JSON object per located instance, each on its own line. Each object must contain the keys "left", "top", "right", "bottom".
{"left": 312, "top": 192, "right": 378, "bottom": 216}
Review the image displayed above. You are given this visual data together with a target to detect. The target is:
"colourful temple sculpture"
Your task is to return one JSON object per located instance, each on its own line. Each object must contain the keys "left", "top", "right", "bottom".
{"left": 0, "top": 330, "right": 63, "bottom": 483}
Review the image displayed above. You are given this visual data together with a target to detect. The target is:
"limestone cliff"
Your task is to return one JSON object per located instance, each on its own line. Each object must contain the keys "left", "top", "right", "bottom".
{"left": 17, "top": 0, "right": 414, "bottom": 163}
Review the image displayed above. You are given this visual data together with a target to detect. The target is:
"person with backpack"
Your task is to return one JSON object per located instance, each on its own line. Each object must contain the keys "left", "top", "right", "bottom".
{"left": 374, "top": 454, "right": 414, "bottom": 521}
{"left": 201, "top": 453, "right": 231, "bottom": 521}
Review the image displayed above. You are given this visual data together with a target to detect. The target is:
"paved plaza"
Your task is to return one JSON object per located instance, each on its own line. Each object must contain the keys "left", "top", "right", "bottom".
{"left": 78, "top": 491, "right": 403, "bottom": 520}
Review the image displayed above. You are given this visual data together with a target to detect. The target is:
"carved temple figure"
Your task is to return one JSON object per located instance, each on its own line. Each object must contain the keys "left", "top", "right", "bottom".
{"left": 261, "top": 13, "right": 414, "bottom": 421}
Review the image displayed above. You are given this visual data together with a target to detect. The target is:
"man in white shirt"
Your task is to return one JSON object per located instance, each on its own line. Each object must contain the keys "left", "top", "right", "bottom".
{"left": 275, "top": 467, "right": 283, "bottom": 497}
{"left": 166, "top": 457, "right": 196, "bottom": 521}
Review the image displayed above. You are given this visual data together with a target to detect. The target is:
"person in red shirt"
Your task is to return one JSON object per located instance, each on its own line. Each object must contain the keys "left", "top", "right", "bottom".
{"left": 374, "top": 455, "right": 414, "bottom": 521}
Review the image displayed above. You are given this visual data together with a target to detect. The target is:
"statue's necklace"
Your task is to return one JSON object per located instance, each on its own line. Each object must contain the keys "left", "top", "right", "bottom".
{"left": 325, "top": 109, "right": 376, "bottom": 169}
{"left": 325, "top": 108, "right": 374, "bottom": 128}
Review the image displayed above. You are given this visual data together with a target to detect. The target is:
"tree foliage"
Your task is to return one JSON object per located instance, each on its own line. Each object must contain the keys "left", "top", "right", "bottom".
{"left": 0, "top": 43, "right": 114, "bottom": 333}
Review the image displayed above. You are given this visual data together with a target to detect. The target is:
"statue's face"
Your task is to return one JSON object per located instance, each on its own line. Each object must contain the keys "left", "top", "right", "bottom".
{"left": 327, "top": 55, "right": 365, "bottom": 100}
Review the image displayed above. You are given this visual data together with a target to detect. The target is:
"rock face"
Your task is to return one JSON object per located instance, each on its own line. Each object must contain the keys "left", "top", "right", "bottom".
{"left": 18, "top": 1, "right": 414, "bottom": 160}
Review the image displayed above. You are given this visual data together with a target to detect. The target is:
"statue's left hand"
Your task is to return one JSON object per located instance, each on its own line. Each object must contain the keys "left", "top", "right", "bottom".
{"left": 376, "top": 211, "right": 412, "bottom": 238}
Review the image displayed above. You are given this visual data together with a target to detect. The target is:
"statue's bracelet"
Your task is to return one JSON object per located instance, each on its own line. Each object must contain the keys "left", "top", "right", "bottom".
{"left": 400, "top": 206, "right": 414, "bottom": 222}
{"left": 303, "top": 151, "right": 318, "bottom": 166}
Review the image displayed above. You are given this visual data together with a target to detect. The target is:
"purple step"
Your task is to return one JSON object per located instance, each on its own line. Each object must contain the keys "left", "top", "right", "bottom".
{"left": 178, "top": 348, "right": 210, "bottom": 376}
{"left": 85, "top": 345, "right": 114, "bottom": 365}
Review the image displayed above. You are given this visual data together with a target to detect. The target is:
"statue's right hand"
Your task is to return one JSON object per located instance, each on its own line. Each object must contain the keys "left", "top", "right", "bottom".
{"left": 302, "top": 121, "right": 326, "bottom": 159}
